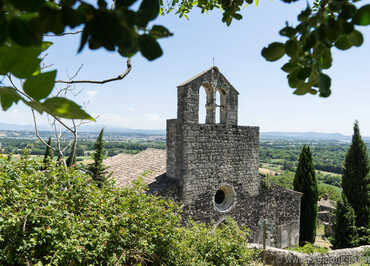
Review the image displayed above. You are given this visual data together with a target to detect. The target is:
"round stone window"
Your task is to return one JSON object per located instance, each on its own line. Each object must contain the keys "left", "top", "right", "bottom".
{"left": 213, "top": 185, "right": 236, "bottom": 212}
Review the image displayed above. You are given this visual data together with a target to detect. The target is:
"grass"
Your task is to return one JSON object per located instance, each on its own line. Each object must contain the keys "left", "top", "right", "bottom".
{"left": 288, "top": 243, "right": 329, "bottom": 254}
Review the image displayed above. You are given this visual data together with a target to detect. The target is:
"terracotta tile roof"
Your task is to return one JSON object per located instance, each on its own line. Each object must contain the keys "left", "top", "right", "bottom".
{"left": 104, "top": 148, "right": 166, "bottom": 187}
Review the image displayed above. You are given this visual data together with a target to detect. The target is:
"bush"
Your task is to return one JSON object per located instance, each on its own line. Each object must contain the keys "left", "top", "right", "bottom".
{"left": 0, "top": 157, "right": 257, "bottom": 265}
{"left": 355, "top": 226, "right": 370, "bottom": 246}
{"left": 288, "top": 242, "right": 328, "bottom": 254}
{"left": 172, "top": 218, "right": 258, "bottom": 265}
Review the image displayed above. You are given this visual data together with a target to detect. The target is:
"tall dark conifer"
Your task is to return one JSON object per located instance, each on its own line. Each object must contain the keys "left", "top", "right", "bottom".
{"left": 342, "top": 121, "right": 370, "bottom": 228}
{"left": 42, "top": 137, "right": 54, "bottom": 166}
{"left": 89, "top": 129, "right": 107, "bottom": 186}
{"left": 332, "top": 193, "right": 357, "bottom": 249}
{"left": 294, "top": 145, "right": 318, "bottom": 246}
{"left": 66, "top": 140, "right": 77, "bottom": 167}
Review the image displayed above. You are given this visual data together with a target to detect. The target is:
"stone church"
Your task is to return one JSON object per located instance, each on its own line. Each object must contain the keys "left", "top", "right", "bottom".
{"left": 106, "top": 67, "right": 302, "bottom": 248}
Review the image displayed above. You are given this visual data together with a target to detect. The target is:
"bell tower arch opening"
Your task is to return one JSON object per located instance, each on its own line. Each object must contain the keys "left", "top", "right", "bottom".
{"left": 215, "top": 89, "right": 221, "bottom": 124}
{"left": 199, "top": 86, "right": 207, "bottom": 124}
{"left": 199, "top": 83, "right": 216, "bottom": 124}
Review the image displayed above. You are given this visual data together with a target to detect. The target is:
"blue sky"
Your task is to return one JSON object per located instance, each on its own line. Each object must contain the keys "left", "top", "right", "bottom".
{"left": 1, "top": 1, "right": 370, "bottom": 135}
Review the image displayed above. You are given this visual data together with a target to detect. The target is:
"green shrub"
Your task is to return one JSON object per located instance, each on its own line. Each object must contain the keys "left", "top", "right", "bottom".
{"left": 0, "top": 157, "right": 257, "bottom": 265}
{"left": 363, "top": 247, "right": 370, "bottom": 257}
{"left": 355, "top": 226, "right": 370, "bottom": 246}
{"left": 172, "top": 217, "right": 257, "bottom": 265}
{"left": 288, "top": 243, "right": 329, "bottom": 254}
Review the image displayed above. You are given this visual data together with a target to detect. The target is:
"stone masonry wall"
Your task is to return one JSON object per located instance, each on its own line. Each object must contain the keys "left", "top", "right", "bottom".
{"left": 179, "top": 123, "right": 260, "bottom": 204}
{"left": 166, "top": 120, "right": 302, "bottom": 248}
{"left": 181, "top": 180, "right": 301, "bottom": 247}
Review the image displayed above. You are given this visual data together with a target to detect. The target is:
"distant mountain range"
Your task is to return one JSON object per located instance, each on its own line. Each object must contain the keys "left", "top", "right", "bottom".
{"left": 260, "top": 131, "right": 353, "bottom": 141}
{"left": 0, "top": 122, "right": 165, "bottom": 136}
{"left": 0, "top": 122, "right": 368, "bottom": 141}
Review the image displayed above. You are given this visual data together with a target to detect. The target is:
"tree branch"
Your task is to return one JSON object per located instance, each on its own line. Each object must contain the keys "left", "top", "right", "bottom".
{"left": 32, "top": 109, "right": 56, "bottom": 152}
{"left": 55, "top": 58, "right": 132, "bottom": 84}
{"left": 44, "top": 30, "right": 83, "bottom": 37}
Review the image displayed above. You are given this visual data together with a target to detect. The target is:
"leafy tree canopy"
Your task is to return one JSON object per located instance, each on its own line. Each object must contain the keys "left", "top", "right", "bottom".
{"left": 163, "top": 0, "right": 370, "bottom": 97}
{"left": 0, "top": 0, "right": 369, "bottom": 120}
{"left": 0, "top": 0, "right": 172, "bottom": 120}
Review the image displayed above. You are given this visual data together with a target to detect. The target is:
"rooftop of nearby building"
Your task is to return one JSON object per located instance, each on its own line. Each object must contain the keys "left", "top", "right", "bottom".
{"left": 318, "top": 194, "right": 336, "bottom": 210}
{"left": 104, "top": 148, "right": 166, "bottom": 187}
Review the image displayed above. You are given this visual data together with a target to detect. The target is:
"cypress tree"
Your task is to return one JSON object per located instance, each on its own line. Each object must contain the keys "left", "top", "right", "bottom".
{"left": 89, "top": 129, "right": 108, "bottom": 186}
{"left": 342, "top": 120, "right": 370, "bottom": 228}
{"left": 294, "top": 145, "right": 318, "bottom": 246}
{"left": 332, "top": 193, "right": 358, "bottom": 249}
{"left": 66, "top": 140, "right": 77, "bottom": 167}
{"left": 42, "top": 137, "right": 54, "bottom": 166}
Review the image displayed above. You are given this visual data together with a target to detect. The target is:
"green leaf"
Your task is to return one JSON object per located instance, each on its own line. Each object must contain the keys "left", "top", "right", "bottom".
{"left": 78, "top": 27, "right": 89, "bottom": 53}
{"left": 9, "top": 0, "right": 45, "bottom": 12}
{"left": 60, "top": 0, "right": 78, "bottom": 7}
{"left": 0, "top": 45, "right": 42, "bottom": 78}
{"left": 297, "top": 68, "right": 311, "bottom": 80}
{"left": 149, "top": 25, "right": 173, "bottom": 39}
{"left": 23, "top": 71, "right": 57, "bottom": 101}
{"left": 98, "top": 0, "right": 107, "bottom": 9}
{"left": 0, "top": 14, "right": 8, "bottom": 45}
{"left": 340, "top": 4, "right": 356, "bottom": 20}
{"left": 118, "top": 38, "right": 138, "bottom": 57}
{"left": 326, "top": 19, "right": 340, "bottom": 42}
{"left": 281, "top": 62, "right": 298, "bottom": 73}
{"left": 115, "top": 0, "right": 138, "bottom": 8}
{"left": 0, "top": 87, "right": 21, "bottom": 111}
{"left": 285, "top": 39, "right": 299, "bottom": 58}
{"left": 24, "top": 100, "right": 45, "bottom": 114}
{"left": 42, "top": 97, "right": 95, "bottom": 120}
{"left": 232, "top": 13, "right": 242, "bottom": 20}
{"left": 139, "top": 34, "right": 163, "bottom": 61}
{"left": 354, "top": 5, "right": 370, "bottom": 26}
{"left": 318, "top": 73, "right": 331, "bottom": 97}
{"left": 314, "top": 43, "right": 332, "bottom": 69}
{"left": 293, "top": 86, "right": 308, "bottom": 96}
{"left": 288, "top": 70, "right": 305, "bottom": 88}
{"left": 41, "top": 41, "right": 53, "bottom": 52}
{"left": 279, "top": 26, "right": 296, "bottom": 38}
{"left": 302, "top": 33, "right": 316, "bottom": 51}
{"left": 348, "top": 30, "right": 363, "bottom": 47}
{"left": 298, "top": 6, "right": 311, "bottom": 22}
{"left": 342, "top": 21, "right": 354, "bottom": 34}
{"left": 261, "top": 42, "right": 285, "bottom": 62}
{"left": 62, "top": 7, "right": 84, "bottom": 28}
{"left": 137, "top": 0, "right": 160, "bottom": 26}
{"left": 39, "top": 6, "right": 65, "bottom": 35}
{"left": 335, "top": 35, "right": 352, "bottom": 50}
{"left": 8, "top": 17, "right": 41, "bottom": 46}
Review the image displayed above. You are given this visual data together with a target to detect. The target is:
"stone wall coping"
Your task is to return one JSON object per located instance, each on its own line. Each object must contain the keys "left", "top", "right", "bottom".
{"left": 270, "top": 183, "right": 303, "bottom": 197}
{"left": 248, "top": 243, "right": 370, "bottom": 266}
{"left": 180, "top": 123, "right": 259, "bottom": 130}
{"left": 176, "top": 66, "right": 240, "bottom": 94}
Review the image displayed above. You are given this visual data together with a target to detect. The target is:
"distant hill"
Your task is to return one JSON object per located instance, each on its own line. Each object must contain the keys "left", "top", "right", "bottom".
{"left": 261, "top": 131, "right": 351, "bottom": 141}
{"left": 0, "top": 122, "right": 37, "bottom": 131}
{"left": 1, "top": 121, "right": 370, "bottom": 141}
{"left": 0, "top": 122, "right": 165, "bottom": 136}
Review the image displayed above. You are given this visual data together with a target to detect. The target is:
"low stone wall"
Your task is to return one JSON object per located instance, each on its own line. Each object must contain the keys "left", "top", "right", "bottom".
{"left": 248, "top": 244, "right": 370, "bottom": 266}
